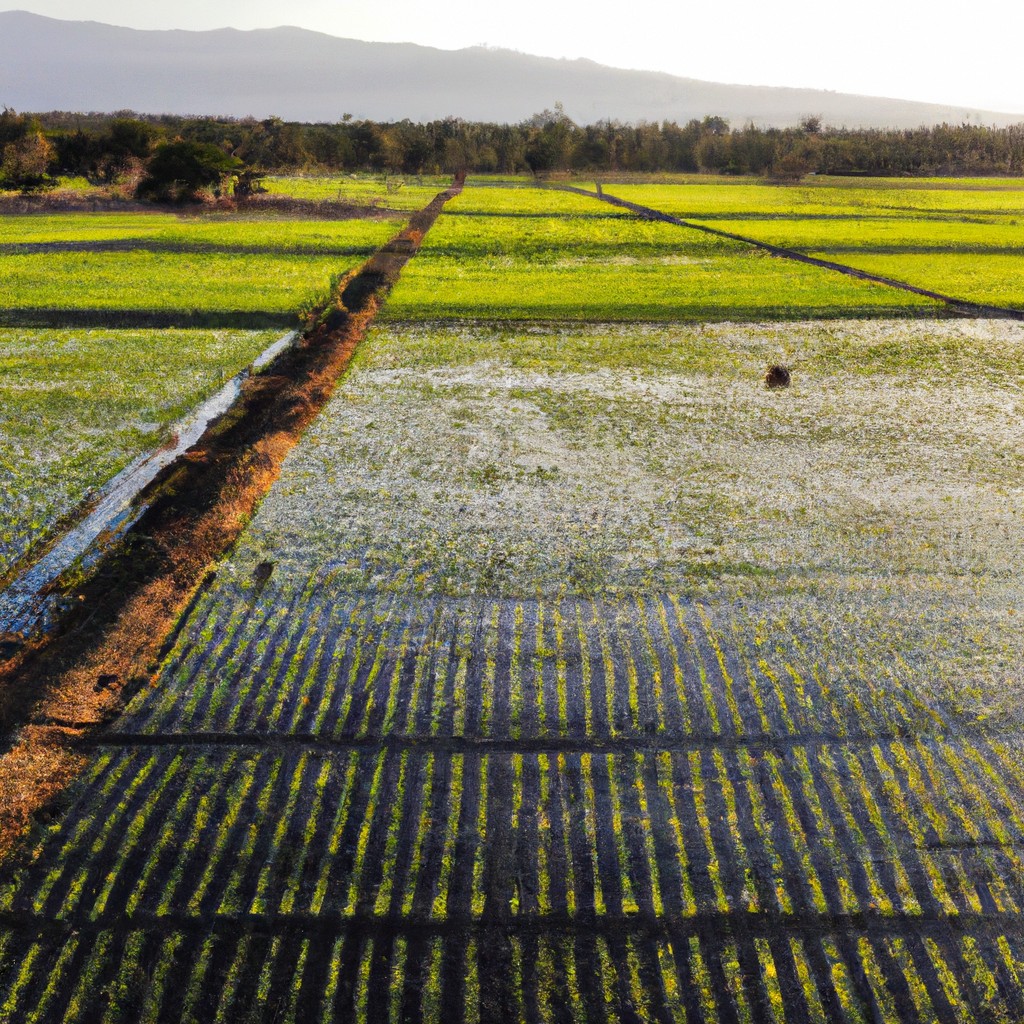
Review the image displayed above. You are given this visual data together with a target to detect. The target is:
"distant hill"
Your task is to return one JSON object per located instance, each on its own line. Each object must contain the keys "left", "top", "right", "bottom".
{"left": 1, "top": 11, "right": 1021, "bottom": 128}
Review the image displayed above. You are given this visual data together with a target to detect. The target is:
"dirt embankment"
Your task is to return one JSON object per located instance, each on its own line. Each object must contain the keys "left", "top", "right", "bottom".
{"left": 0, "top": 174, "right": 464, "bottom": 858}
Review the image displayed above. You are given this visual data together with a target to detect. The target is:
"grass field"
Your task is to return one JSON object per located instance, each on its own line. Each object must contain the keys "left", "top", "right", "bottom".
{"left": 610, "top": 181, "right": 1024, "bottom": 218}
{"left": 264, "top": 174, "right": 453, "bottom": 211}
{"left": 1, "top": 177, "right": 1023, "bottom": 1022}
{"left": 383, "top": 184, "right": 942, "bottom": 320}
{"left": 0, "top": 214, "right": 399, "bottom": 325}
{"left": 608, "top": 181, "right": 1024, "bottom": 309}
{"left": 0, "top": 328, "right": 282, "bottom": 577}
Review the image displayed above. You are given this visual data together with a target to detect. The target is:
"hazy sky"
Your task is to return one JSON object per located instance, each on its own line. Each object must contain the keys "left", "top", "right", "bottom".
{"left": 9, "top": 0, "right": 1024, "bottom": 113}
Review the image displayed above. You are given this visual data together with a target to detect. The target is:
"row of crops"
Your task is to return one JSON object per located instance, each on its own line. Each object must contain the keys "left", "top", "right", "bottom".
{"left": 1, "top": 580, "right": 1020, "bottom": 1019}
{"left": 3, "top": 918, "right": 1020, "bottom": 1022}
{"left": 11, "top": 732, "right": 1024, "bottom": 925}
{"left": 119, "top": 584, "right": 988, "bottom": 743}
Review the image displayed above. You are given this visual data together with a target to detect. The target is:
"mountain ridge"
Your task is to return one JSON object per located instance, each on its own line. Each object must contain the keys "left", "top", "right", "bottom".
{"left": 1, "top": 10, "right": 1021, "bottom": 128}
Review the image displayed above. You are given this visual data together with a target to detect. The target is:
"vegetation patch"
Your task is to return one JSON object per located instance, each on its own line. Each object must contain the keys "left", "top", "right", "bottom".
{"left": 381, "top": 189, "right": 940, "bottom": 321}
{"left": 1, "top": 177, "right": 1022, "bottom": 1021}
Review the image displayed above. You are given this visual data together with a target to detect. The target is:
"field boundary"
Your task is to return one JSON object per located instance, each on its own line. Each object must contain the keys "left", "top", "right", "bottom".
{"left": 559, "top": 184, "right": 1024, "bottom": 321}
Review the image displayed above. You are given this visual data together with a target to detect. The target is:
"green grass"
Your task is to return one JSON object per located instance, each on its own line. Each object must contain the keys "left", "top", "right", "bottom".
{"left": 692, "top": 215, "right": 1024, "bottom": 253}
{"left": 0, "top": 213, "right": 399, "bottom": 250}
{"left": 452, "top": 183, "right": 615, "bottom": 215}
{"left": 0, "top": 327, "right": 281, "bottom": 576}
{"left": 0, "top": 251, "right": 358, "bottom": 317}
{"left": 611, "top": 181, "right": 1024, "bottom": 218}
{"left": 810, "top": 251, "right": 1024, "bottom": 308}
{"left": 603, "top": 182, "right": 1024, "bottom": 310}
{"left": 382, "top": 192, "right": 940, "bottom": 320}
{"left": 0, "top": 215, "right": 400, "bottom": 321}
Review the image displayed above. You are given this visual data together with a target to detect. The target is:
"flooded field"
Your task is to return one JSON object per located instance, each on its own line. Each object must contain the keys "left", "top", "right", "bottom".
{"left": 1, "top": 180, "right": 1023, "bottom": 1021}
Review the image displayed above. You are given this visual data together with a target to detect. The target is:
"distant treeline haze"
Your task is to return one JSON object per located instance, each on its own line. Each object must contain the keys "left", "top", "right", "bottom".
{"left": 6, "top": 108, "right": 1024, "bottom": 185}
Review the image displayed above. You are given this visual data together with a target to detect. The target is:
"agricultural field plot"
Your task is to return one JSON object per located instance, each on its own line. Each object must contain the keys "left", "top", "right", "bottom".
{"left": 3, "top": 311, "right": 1024, "bottom": 1022}
{"left": 609, "top": 182, "right": 1024, "bottom": 309}
{"left": 383, "top": 185, "right": 941, "bottom": 321}
{"left": 0, "top": 214, "right": 399, "bottom": 326}
{"left": 0, "top": 213, "right": 399, "bottom": 253}
{"left": 610, "top": 181, "right": 1024, "bottom": 220}
{"left": 0, "top": 327, "right": 282, "bottom": 578}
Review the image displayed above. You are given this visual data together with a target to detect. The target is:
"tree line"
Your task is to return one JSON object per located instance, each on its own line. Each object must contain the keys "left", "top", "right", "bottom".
{"left": 3, "top": 106, "right": 1024, "bottom": 196}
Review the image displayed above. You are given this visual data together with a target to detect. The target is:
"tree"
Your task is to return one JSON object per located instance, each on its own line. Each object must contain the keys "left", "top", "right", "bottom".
{"left": 0, "top": 135, "right": 55, "bottom": 192}
{"left": 0, "top": 109, "right": 55, "bottom": 191}
{"left": 136, "top": 139, "right": 241, "bottom": 202}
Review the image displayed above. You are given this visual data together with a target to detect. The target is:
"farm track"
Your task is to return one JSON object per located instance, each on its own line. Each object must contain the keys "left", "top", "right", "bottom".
{"left": 0, "top": 176, "right": 464, "bottom": 856}
{"left": 1, "top": 582, "right": 1022, "bottom": 1021}
{"left": 562, "top": 185, "right": 1024, "bottom": 321}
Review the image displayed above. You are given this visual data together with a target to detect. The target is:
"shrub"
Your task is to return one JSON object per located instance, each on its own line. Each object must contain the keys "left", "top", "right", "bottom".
{"left": 136, "top": 140, "right": 241, "bottom": 203}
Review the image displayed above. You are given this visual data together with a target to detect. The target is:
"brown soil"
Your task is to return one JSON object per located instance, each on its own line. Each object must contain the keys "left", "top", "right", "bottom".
{"left": 0, "top": 177, "right": 463, "bottom": 858}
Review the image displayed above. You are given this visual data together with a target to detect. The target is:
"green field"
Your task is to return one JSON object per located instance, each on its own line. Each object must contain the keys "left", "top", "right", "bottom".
{"left": 610, "top": 181, "right": 1024, "bottom": 218}
{"left": 0, "top": 327, "right": 282, "bottom": 577}
{"left": 383, "top": 184, "right": 942, "bottom": 320}
{"left": 0, "top": 214, "right": 399, "bottom": 324}
{"left": 264, "top": 174, "right": 453, "bottom": 211}
{"left": 1, "top": 177, "right": 1024, "bottom": 1021}
{"left": 608, "top": 181, "right": 1024, "bottom": 309}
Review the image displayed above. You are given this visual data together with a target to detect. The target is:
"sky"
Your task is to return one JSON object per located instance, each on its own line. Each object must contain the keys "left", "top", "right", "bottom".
{"left": 8, "top": 0, "right": 1024, "bottom": 113}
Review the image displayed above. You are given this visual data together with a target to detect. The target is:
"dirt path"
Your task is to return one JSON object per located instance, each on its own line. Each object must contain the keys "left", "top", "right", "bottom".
{"left": 561, "top": 184, "right": 1024, "bottom": 321}
{"left": 0, "top": 175, "right": 464, "bottom": 856}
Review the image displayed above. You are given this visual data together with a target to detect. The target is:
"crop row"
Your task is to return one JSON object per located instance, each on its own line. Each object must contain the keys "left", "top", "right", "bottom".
{"left": 6, "top": 733, "right": 1023, "bottom": 927}
{"left": 122, "top": 582, "right": 980, "bottom": 743}
{"left": 0, "top": 915, "right": 1021, "bottom": 1021}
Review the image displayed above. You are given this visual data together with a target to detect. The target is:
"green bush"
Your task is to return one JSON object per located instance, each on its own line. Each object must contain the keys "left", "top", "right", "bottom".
{"left": 136, "top": 140, "right": 241, "bottom": 203}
